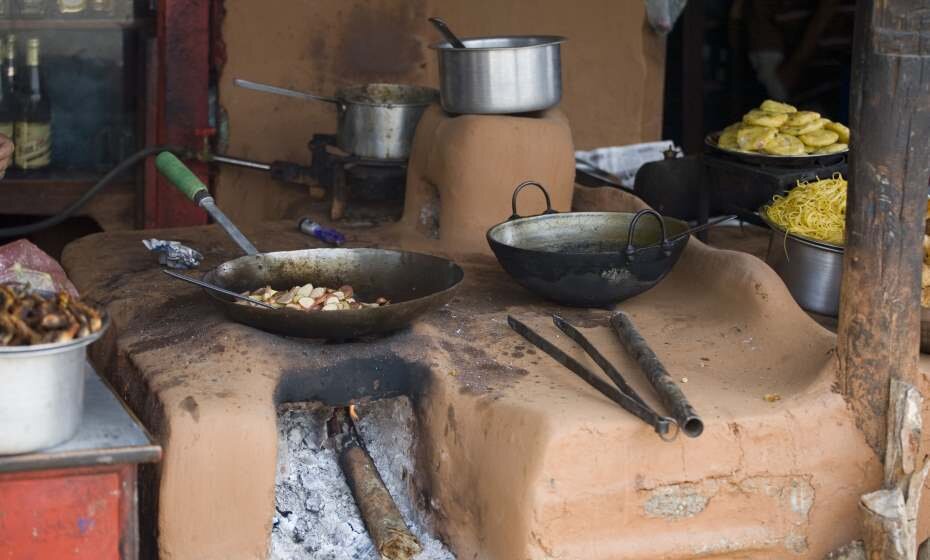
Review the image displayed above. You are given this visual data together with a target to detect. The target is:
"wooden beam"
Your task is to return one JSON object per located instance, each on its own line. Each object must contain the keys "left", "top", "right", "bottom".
{"left": 680, "top": 0, "right": 704, "bottom": 154}
{"left": 836, "top": 0, "right": 930, "bottom": 454}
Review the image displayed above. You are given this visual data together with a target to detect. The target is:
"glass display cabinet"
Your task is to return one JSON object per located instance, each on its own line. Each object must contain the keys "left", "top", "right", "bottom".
{"left": 0, "top": 0, "right": 211, "bottom": 234}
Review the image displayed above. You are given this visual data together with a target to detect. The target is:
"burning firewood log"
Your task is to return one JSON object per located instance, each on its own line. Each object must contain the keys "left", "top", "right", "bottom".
{"left": 328, "top": 407, "right": 422, "bottom": 560}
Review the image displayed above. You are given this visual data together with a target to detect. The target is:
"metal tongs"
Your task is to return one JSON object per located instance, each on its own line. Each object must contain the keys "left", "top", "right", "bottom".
{"left": 508, "top": 312, "right": 703, "bottom": 441}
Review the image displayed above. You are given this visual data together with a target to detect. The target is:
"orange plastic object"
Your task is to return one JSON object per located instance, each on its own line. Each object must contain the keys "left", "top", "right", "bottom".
{"left": 0, "top": 465, "right": 135, "bottom": 560}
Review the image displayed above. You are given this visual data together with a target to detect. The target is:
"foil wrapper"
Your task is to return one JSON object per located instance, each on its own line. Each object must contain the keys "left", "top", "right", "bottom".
{"left": 143, "top": 239, "right": 203, "bottom": 270}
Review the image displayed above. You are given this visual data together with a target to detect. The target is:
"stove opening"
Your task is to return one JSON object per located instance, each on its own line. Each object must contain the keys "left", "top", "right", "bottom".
{"left": 272, "top": 397, "right": 455, "bottom": 559}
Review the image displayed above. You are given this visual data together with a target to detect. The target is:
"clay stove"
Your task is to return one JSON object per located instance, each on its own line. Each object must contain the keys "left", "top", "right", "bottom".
{"left": 396, "top": 104, "right": 576, "bottom": 253}
{"left": 60, "top": 97, "right": 928, "bottom": 560}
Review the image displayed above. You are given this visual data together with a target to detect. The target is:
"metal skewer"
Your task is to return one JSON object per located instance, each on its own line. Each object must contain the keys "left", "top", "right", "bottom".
{"left": 161, "top": 269, "right": 276, "bottom": 309}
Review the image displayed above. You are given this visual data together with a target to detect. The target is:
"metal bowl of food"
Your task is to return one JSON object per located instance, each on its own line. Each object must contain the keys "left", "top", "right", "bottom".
{"left": 0, "top": 289, "right": 108, "bottom": 455}
{"left": 0, "top": 325, "right": 109, "bottom": 455}
{"left": 760, "top": 212, "right": 844, "bottom": 316}
{"left": 704, "top": 132, "right": 848, "bottom": 168}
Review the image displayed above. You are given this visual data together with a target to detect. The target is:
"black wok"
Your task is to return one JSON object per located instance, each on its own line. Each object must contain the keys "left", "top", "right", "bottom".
{"left": 155, "top": 153, "right": 464, "bottom": 339}
{"left": 487, "top": 182, "right": 691, "bottom": 307}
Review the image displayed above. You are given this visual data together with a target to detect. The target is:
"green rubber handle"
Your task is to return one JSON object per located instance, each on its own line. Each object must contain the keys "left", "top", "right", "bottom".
{"left": 155, "top": 152, "right": 208, "bottom": 202}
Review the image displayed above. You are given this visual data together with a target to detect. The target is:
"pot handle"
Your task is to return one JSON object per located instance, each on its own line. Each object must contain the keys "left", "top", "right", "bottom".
{"left": 625, "top": 209, "right": 672, "bottom": 261}
{"left": 510, "top": 181, "right": 557, "bottom": 221}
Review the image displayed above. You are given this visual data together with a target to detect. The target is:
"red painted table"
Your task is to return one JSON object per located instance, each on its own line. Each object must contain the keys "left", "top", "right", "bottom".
{"left": 0, "top": 365, "right": 161, "bottom": 560}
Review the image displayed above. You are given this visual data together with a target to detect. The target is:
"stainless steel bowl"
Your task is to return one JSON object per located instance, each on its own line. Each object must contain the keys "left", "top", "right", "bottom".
{"left": 762, "top": 217, "right": 843, "bottom": 316}
{"left": 0, "top": 317, "right": 108, "bottom": 454}
{"left": 431, "top": 36, "right": 565, "bottom": 114}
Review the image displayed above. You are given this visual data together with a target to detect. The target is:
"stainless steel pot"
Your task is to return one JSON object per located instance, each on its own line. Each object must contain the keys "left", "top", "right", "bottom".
{"left": 0, "top": 318, "right": 109, "bottom": 454}
{"left": 762, "top": 219, "right": 843, "bottom": 316}
{"left": 235, "top": 79, "right": 437, "bottom": 160}
{"left": 430, "top": 36, "right": 565, "bottom": 114}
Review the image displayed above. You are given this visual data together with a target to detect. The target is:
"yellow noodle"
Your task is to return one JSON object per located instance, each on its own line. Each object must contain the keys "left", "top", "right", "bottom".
{"left": 764, "top": 173, "right": 847, "bottom": 245}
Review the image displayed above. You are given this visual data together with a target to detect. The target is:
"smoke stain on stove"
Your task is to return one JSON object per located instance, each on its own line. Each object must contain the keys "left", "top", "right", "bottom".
{"left": 336, "top": 1, "right": 425, "bottom": 81}
{"left": 179, "top": 396, "right": 200, "bottom": 422}
{"left": 445, "top": 405, "right": 460, "bottom": 445}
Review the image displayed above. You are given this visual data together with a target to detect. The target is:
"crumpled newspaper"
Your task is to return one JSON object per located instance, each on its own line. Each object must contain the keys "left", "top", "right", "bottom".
{"left": 644, "top": 0, "right": 687, "bottom": 35}
{"left": 142, "top": 239, "right": 203, "bottom": 270}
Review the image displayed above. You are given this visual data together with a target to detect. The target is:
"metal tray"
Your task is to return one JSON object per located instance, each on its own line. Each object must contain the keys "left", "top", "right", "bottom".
{"left": 705, "top": 132, "right": 848, "bottom": 168}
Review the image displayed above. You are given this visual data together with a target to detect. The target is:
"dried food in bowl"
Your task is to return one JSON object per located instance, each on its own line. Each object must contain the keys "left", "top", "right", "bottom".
{"left": 0, "top": 283, "right": 105, "bottom": 347}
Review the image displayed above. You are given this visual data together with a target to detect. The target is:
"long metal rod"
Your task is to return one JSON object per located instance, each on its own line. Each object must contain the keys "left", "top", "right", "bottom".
{"left": 161, "top": 270, "right": 275, "bottom": 309}
{"left": 508, "top": 315, "right": 673, "bottom": 437}
{"left": 199, "top": 197, "right": 260, "bottom": 256}
{"left": 610, "top": 312, "right": 704, "bottom": 438}
{"left": 211, "top": 154, "right": 272, "bottom": 171}
{"left": 234, "top": 78, "right": 341, "bottom": 105}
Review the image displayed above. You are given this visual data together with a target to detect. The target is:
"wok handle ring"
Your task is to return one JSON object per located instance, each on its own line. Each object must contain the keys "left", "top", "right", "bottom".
{"left": 509, "top": 181, "right": 557, "bottom": 221}
{"left": 625, "top": 209, "right": 672, "bottom": 261}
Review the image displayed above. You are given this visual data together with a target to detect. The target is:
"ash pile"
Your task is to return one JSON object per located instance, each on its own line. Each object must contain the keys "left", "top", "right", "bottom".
{"left": 271, "top": 397, "right": 455, "bottom": 560}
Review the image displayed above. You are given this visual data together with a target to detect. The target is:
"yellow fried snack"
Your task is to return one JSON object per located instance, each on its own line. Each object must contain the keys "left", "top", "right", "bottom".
{"left": 780, "top": 118, "right": 828, "bottom": 136}
{"left": 784, "top": 111, "right": 820, "bottom": 127}
{"left": 718, "top": 127, "right": 739, "bottom": 149}
{"left": 762, "top": 133, "right": 806, "bottom": 156}
{"left": 824, "top": 121, "right": 850, "bottom": 143}
{"left": 737, "top": 126, "right": 778, "bottom": 150}
{"left": 760, "top": 99, "right": 797, "bottom": 114}
{"left": 800, "top": 129, "right": 839, "bottom": 147}
{"left": 812, "top": 143, "right": 848, "bottom": 155}
{"left": 743, "top": 109, "right": 789, "bottom": 128}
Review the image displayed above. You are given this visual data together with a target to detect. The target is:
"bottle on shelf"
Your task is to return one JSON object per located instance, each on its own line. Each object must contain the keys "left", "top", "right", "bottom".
{"left": 14, "top": 37, "right": 50, "bottom": 171}
{"left": 0, "top": 38, "right": 15, "bottom": 140}
{"left": 90, "top": 0, "right": 114, "bottom": 16}
{"left": 16, "top": 0, "right": 48, "bottom": 18}
{"left": 4, "top": 35, "right": 16, "bottom": 95}
{"left": 58, "top": 0, "right": 88, "bottom": 16}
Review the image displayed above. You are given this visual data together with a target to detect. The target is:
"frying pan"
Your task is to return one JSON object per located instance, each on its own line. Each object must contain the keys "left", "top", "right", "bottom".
{"left": 487, "top": 181, "right": 692, "bottom": 307}
{"left": 155, "top": 153, "right": 463, "bottom": 339}
{"left": 704, "top": 132, "right": 847, "bottom": 168}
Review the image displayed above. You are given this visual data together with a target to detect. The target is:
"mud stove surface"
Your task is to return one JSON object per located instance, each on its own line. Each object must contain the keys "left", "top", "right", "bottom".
{"left": 63, "top": 218, "right": 898, "bottom": 560}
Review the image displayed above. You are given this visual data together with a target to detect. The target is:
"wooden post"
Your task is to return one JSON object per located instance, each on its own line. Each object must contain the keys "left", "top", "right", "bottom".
{"left": 680, "top": 0, "right": 704, "bottom": 154}
{"left": 836, "top": 0, "right": 930, "bottom": 455}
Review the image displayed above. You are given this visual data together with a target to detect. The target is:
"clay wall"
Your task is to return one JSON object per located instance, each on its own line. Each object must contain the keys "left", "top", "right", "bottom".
{"left": 215, "top": 0, "right": 666, "bottom": 224}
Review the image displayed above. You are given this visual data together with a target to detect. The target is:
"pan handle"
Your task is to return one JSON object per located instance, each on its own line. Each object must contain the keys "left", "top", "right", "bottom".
{"left": 509, "top": 181, "right": 558, "bottom": 221}
{"left": 625, "top": 209, "right": 671, "bottom": 261}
